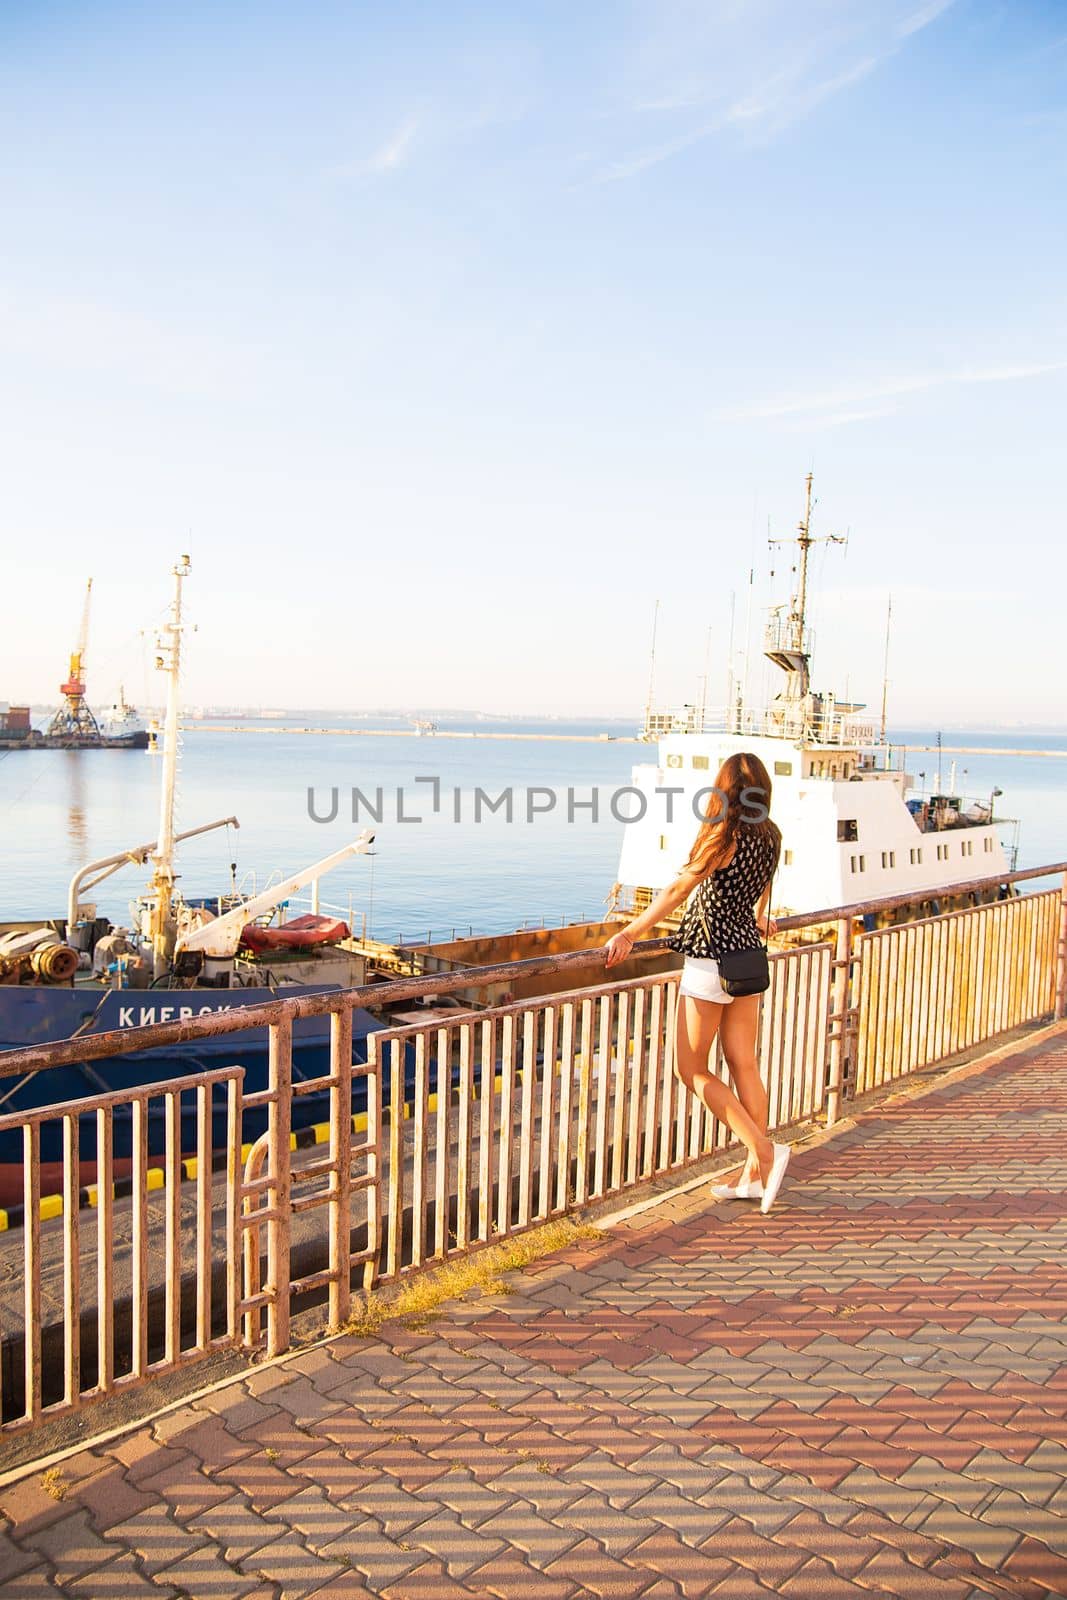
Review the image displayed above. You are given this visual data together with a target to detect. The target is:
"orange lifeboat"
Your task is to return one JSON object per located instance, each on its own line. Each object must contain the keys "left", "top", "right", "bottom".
{"left": 240, "top": 914, "right": 350, "bottom": 953}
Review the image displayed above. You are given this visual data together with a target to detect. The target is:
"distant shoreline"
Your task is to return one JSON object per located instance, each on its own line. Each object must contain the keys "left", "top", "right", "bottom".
{"left": 182, "top": 724, "right": 1067, "bottom": 759}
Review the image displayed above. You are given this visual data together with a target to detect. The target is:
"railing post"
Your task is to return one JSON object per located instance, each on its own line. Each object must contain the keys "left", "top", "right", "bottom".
{"left": 328, "top": 1006, "right": 353, "bottom": 1329}
{"left": 826, "top": 915, "right": 853, "bottom": 1126}
{"left": 1057, "top": 871, "right": 1067, "bottom": 1021}
{"left": 266, "top": 1016, "right": 293, "bottom": 1358}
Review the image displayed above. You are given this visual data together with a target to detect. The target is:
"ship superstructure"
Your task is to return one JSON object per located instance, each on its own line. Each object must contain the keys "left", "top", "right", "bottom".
{"left": 616, "top": 477, "right": 1014, "bottom": 920}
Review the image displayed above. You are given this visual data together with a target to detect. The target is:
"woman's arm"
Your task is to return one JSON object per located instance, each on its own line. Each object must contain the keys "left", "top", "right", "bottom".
{"left": 755, "top": 879, "right": 777, "bottom": 937}
{"left": 604, "top": 869, "right": 702, "bottom": 968}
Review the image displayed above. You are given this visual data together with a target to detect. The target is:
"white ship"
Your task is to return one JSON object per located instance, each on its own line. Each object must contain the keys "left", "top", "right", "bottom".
{"left": 615, "top": 476, "right": 1016, "bottom": 924}
{"left": 97, "top": 686, "right": 149, "bottom": 747}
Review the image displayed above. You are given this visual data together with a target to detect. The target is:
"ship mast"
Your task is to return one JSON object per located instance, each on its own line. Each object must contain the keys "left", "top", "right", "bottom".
{"left": 766, "top": 474, "right": 846, "bottom": 729}
{"left": 146, "top": 555, "right": 191, "bottom": 975}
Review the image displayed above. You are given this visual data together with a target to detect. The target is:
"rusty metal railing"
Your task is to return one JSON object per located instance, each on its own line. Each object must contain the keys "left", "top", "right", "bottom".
{"left": 0, "top": 860, "right": 1064, "bottom": 1438}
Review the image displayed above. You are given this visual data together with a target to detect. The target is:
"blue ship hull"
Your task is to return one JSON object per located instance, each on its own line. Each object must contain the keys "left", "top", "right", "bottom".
{"left": 0, "top": 986, "right": 397, "bottom": 1206}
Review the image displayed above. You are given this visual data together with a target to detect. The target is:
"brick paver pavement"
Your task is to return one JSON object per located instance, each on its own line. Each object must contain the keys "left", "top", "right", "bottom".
{"left": 2, "top": 1028, "right": 1066, "bottom": 1598}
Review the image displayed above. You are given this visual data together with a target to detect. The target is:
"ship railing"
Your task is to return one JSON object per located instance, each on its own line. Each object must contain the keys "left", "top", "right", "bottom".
{"left": 0, "top": 860, "right": 1064, "bottom": 1442}
{"left": 643, "top": 704, "right": 880, "bottom": 746}
{"left": 763, "top": 613, "right": 814, "bottom": 659}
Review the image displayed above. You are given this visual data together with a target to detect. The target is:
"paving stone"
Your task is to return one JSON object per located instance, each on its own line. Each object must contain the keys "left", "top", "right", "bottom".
{"left": 15, "top": 1508, "right": 117, "bottom": 1585}
{"left": 235, "top": 1528, "right": 347, "bottom": 1597}
{"left": 465, "top": 1498, "right": 576, "bottom": 1570}
{"left": 130, "top": 1456, "right": 236, "bottom": 1521}
{"left": 319, "top": 1514, "right": 426, "bottom": 1586}
{"left": 636, "top": 1442, "right": 731, "bottom": 1499}
{"left": 854, "top": 1545, "right": 977, "bottom": 1599}
{"left": 303, "top": 1571, "right": 380, "bottom": 1599}
{"left": 66, "top": 1551, "right": 180, "bottom": 1597}
{"left": 153, "top": 1411, "right": 259, "bottom": 1473}
{"left": 243, "top": 1364, "right": 299, "bottom": 1397}
{"left": 256, "top": 1376, "right": 346, "bottom": 1429}
{"left": 466, "top": 1552, "right": 580, "bottom": 1599}
{"left": 260, "top": 1481, "right": 376, "bottom": 1550}
{"left": 702, "top": 1514, "right": 808, "bottom": 1585}
{"left": 187, "top": 1491, "right": 283, "bottom": 1562}
{"left": 414, "top": 1465, "right": 509, "bottom": 1528}
{"left": 896, "top": 1456, "right": 991, "bottom": 1515}
{"left": 101, "top": 1501, "right": 210, "bottom": 1575}
{"left": 214, "top": 1449, "right": 320, "bottom": 1512}
{"left": 378, "top": 1556, "right": 481, "bottom": 1599}
{"left": 625, "top": 1527, "right": 737, "bottom": 1597}
{"left": 626, "top": 1482, "right": 733, "bottom": 1546}
{"left": 555, "top": 1488, "right": 660, "bottom": 1559}
{"left": 487, "top": 1460, "right": 590, "bottom": 1517}
{"left": 833, "top": 1464, "right": 940, "bottom": 1527}
{"left": 918, "top": 1502, "right": 1022, "bottom": 1568}
{"left": 340, "top": 1476, "right": 439, "bottom": 1537}
{"left": 0, "top": 1567, "right": 67, "bottom": 1597}
{"left": 774, "top": 1553, "right": 872, "bottom": 1597}
{"left": 693, "top": 1476, "right": 800, "bottom": 1537}
{"left": 0, "top": 1475, "right": 89, "bottom": 1541}
{"left": 0, "top": 1528, "right": 40, "bottom": 1588}
{"left": 197, "top": 1388, "right": 284, "bottom": 1432}
{"left": 1001, "top": 1534, "right": 1067, "bottom": 1595}
{"left": 978, "top": 1487, "right": 1067, "bottom": 1556}
{"left": 283, "top": 1446, "right": 379, "bottom": 1507}
{"left": 156, "top": 1543, "right": 268, "bottom": 1597}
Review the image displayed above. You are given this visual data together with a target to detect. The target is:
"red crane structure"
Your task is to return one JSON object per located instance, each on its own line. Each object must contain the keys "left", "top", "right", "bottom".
{"left": 46, "top": 578, "right": 102, "bottom": 743}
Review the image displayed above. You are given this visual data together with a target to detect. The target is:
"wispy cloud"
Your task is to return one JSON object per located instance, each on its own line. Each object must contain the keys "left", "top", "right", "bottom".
{"left": 332, "top": 117, "right": 419, "bottom": 180}
{"left": 723, "top": 53, "right": 880, "bottom": 131}
{"left": 586, "top": 0, "right": 961, "bottom": 183}
{"left": 897, "top": 0, "right": 957, "bottom": 39}
{"left": 719, "top": 360, "right": 1067, "bottom": 424}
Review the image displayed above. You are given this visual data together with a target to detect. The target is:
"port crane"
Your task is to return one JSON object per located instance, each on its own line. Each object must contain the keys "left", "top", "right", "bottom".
{"left": 46, "top": 578, "right": 102, "bottom": 742}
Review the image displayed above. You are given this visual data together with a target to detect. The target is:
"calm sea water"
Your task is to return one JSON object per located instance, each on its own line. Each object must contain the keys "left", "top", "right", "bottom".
{"left": 2, "top": 717, "right": 1065, "bottom": 940}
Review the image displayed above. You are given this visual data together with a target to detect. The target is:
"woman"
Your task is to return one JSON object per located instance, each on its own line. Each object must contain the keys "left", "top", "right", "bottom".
{"left": 604, "top": 751, "right": 790, "bottom": 1214}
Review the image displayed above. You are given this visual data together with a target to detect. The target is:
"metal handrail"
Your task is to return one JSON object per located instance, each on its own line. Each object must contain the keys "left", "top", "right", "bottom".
{"left": 2, "top": 860, "right": 1064, "bottom": 1080}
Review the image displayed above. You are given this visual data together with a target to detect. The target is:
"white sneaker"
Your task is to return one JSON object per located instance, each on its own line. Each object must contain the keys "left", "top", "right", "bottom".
{"left": 760, "top": 1144, "right": 791, "bottom": 1214}
{"left": 711, "top": 1177, "right": 764, "bottom": 1201}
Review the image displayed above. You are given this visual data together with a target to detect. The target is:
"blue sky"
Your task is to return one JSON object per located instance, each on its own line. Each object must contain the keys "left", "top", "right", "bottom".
{"left": 1, "top": 0, "right": 1064, "bottom": 722}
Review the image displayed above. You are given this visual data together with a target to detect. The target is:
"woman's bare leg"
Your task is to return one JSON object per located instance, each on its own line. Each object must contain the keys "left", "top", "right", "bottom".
{"left": 675, "top": 993, "right": 774, "bottom": 1180}
{"left": 719, "top": 995, "right": 769, "bottom": 1184}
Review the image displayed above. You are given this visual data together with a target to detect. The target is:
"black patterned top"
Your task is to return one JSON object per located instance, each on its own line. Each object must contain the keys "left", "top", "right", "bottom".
{"left": 669, "top": 824, "right": 781, "bottom": 960}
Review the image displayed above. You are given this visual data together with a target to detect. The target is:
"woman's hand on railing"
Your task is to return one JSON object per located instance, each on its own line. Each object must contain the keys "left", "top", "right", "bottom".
{"left": 757, "top": 914, "right": 778, "bottom": 938}
{"left": 604, "top": 929, "right": 635, "bottom": 968}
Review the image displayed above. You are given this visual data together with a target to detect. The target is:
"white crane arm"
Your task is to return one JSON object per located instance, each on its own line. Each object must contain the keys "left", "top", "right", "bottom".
{"left": 177, "top": 831, "right": 375, "bottom": 958}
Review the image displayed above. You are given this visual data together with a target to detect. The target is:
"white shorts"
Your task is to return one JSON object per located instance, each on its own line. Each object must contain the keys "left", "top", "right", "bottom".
{"left": 678, "top": 956, "right": 734, "bottom": 1005}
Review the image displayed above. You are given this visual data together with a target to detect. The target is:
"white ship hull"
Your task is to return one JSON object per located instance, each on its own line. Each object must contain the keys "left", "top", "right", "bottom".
{"left": 616, "top": 730, "right": 1010, "bottom": 918}
{"left": 618, "top": 476, "right": 1015, "bottom": 922}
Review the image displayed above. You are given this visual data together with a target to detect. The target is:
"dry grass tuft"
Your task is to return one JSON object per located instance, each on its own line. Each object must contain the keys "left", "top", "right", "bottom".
{"left": 341, "top": 1218, "right": 600, "bottom": 1340}
{"left": 41, "top": 1467, "right": 68, "bottom": 1501}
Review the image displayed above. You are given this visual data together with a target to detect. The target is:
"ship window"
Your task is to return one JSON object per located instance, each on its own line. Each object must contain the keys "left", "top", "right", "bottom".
{"left": 659, "top": 834, "right": 668, "bottom": 850}
{"left": 881, "top": 851, "right": 896, "bottom": 869}
{"left": 910, "top": 847, "right": 922, "bottom": 865}
{"left": 961, "top": 839, "right": 973, "bottom": 856}
{"left": 984, "top": 837, "right": 993, "bottom": 852}
{"left": 666, "top": 754, "right": 683, "bottom": 768}
{"left": 830, "top": 764, "right": 838, "bottom": 779}
{"left": 783, "top": 849, "right": 793, "bottom": 865}
{"left": 937, "top": 843, "right": 949, "bottom": 861}
{"left": 692, "top": 755, "right": 710, "bottom": 769}
{"left": 837, "top": 820, "right": 859, "bottom": 842}
{"left": 774, "top": 761, "right": 792, "bottom": 776}
{"left": 850, "top": 854, "right": 866, "bottom": 873}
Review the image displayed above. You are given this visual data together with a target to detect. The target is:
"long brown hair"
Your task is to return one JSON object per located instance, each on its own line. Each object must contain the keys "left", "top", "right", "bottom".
{"left": 684, "top": 750, "right": 781, "bottom": 879}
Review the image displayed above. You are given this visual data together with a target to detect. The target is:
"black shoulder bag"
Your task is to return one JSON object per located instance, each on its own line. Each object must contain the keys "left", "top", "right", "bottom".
{"left": 715, "top": 844, "right": 778, "bottom": 997}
